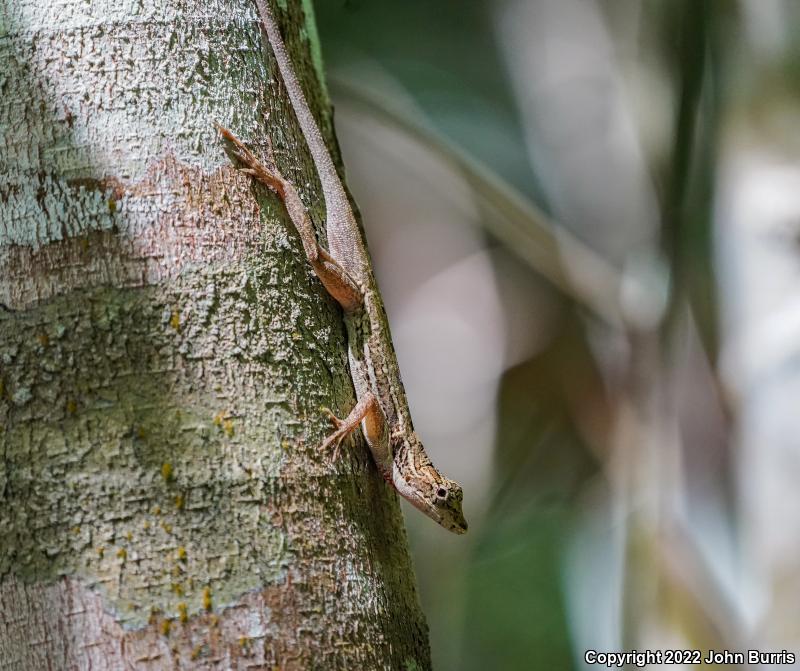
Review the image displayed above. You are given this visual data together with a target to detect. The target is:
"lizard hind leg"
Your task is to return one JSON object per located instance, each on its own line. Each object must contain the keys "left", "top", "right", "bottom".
{"left": 216, "top": 123, "right": 363, "bottom": 314}
{"left": 216, "top": 123, "right": 284, "bottom": 194}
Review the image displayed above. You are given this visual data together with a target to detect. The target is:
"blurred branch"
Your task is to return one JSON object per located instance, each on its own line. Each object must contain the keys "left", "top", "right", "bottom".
{"left": 661, "top": 0, "right": 721, "bottom": 354}
{"left": 332, "top": 77, "right": 652, "bottom": 328}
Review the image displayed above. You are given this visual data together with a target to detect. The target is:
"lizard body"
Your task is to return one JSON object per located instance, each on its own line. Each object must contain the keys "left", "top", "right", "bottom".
{"left": 218, "top": 0, "right": 467, "bottom": 534}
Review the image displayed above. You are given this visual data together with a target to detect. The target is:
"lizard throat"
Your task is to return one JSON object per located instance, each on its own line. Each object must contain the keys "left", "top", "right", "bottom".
{"left": 391, "top": 463, "right": 442, "bottom": 524}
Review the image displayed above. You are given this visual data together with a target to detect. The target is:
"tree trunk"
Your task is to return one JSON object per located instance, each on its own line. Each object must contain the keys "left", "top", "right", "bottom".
{"left": 0, "top": 0, "right": 431, "bottom": 668}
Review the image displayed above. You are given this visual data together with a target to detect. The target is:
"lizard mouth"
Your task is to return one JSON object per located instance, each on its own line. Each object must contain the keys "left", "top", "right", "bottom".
{"left": 421, "top": 500, "right": 467, "bottom": 535}
{"left": 450, "top": 521, "right": 468, "bottom": 535}
{"left": 416, "top": 499, "right": 453, "bottom": 531}
{"left": 420, "top": 500, "right": 443, "bottom": 523}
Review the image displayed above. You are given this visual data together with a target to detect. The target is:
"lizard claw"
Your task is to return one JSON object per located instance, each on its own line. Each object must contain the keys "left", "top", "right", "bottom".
{"left": 320, "top": 432, "right": 345, "bottom": 462}
{"left": 320, "top": 407, "right": 347, "bottom": 462}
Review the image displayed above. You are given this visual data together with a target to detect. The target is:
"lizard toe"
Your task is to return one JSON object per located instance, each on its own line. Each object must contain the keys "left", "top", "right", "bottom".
{"left": 320, "top": 406, "right": 344, "bottom": 429}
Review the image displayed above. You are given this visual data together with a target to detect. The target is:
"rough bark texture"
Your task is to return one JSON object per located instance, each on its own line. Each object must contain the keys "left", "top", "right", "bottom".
{"left": 0, "top": 0, "right": 431, "bottom": 668}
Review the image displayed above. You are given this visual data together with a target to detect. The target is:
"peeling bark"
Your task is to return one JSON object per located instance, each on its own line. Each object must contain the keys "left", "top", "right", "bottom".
{"left": 0, "top": 0, "right": 431, "bottom": 668}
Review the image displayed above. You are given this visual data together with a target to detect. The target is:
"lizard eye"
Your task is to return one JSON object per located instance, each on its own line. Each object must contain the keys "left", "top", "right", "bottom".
{"left": 436, "top": 487, "right": 448, "bottom": 499}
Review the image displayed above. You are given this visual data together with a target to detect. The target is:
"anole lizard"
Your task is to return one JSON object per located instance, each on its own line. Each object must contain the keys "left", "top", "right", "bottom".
{"left": 216, "top": 0, "right": 467, "bottom": 534}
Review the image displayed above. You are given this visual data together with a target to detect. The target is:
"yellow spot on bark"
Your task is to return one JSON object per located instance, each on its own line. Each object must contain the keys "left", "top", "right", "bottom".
{"left": 143, "top": 520, "right": 150, "bottom": 530}
{"left": 213, "top": 410, "right": 224, "bottom": 427}
{"left": 125, "top": 531, "right": 133, "bottom": 541}
{"left": 177, "top": 546, "right": 187, "bottom": 562}
{"left": 202, "top": 586, "right": 212, "bottom": 611}
{"left": 222, "top": 419, "right": 234, "bottom": 437}
{"left": 160, "top": 619, "right": 171, "bottom": 636}
{"left": 172, "top": 582, "right": 184, "bottom": 596}
{"left": 174, "top": 494, "right": 185, "bottom": 510}
{"left": 153, "top": 506, "right": 161, "bottom": 515}
{"left": 161, "top": 463, "right": 173, "bottom": 482}
{"left": 107, "top": 197, "right": 117, "bottom": 214}
{"left": 169, "top": 310, "right": 181, "bottom": 331}
{"left": 161, "top": 521, "right": 173, "bottom": 534}
{"left": 116, "top": 548, "right": 127, "bottom": 561}
{"left": 97, "top": 547, "right": 105, "bottom": 559}
{"left": 239, "top": 636, "right": 249, "bottom": 648}
{"left": 178, "top": 602, "right": 188, "bottom": 623}
{"left": 66, "top": 399, "right": 77, "bottom": 414}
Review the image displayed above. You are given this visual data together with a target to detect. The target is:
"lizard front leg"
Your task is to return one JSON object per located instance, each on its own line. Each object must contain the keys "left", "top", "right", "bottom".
{"left": 321, "top": 393, "right": 389, "bottom": 466}
{"left": 216, "top": 124, "right": 362, "bottom": 313}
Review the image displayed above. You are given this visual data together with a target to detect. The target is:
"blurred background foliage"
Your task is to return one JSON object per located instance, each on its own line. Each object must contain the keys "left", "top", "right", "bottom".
{"left": 314, "top": 1, "right": 800, "bottom": 668}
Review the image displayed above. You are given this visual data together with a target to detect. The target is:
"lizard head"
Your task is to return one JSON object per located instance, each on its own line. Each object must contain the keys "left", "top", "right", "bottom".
{"left": 391, "top": 434, "right": 468, "bottom": 534}
{"left": 424, "top": 476, "right": 468, "bottom": 534}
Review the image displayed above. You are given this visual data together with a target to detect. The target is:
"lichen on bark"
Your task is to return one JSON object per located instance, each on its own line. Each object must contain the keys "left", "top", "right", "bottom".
{"left": 0, "top": 0, "right": 431, "bottom": 668}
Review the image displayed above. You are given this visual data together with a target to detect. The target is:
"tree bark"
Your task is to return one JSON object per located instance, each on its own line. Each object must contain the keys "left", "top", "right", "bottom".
{"left": 0, "top": 0, "right": 431, "bottom": 668}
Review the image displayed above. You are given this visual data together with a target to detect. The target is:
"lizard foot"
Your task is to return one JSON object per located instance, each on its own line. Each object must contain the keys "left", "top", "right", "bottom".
{"left": 215, "top": 123, "right": 283, "bottom": 189}
{"left": 320, "top": 407, "right": 350, "bottom": 462}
